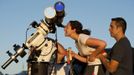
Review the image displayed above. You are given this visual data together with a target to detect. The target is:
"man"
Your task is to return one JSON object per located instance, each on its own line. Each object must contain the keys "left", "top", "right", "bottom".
{"left": 97, "top": 17, "right": 133, "bottom": 75}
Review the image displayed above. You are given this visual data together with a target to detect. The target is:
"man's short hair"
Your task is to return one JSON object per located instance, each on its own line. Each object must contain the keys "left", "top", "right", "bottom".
{"left": 111, "top": 17, "right": 127, "bottom": 34}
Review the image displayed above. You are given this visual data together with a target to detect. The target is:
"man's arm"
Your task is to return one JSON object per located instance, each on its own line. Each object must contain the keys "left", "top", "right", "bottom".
{"left": 98, "top": 54, "right": 119, "bottom": 73}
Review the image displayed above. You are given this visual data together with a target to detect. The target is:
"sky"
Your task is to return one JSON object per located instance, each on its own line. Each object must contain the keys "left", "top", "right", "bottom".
{"left": 0, "top": 0, "right": 134, "bottom": 74}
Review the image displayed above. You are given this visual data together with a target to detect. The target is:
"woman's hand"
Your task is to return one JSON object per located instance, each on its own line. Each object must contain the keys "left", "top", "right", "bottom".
{"left": 70, "top": 51, "right": 76, "bottom": 58}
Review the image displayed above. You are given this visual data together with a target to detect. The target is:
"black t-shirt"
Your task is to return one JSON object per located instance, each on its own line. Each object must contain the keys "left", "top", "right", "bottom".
{"left": 132, "top": 48, "right": 134, "bottom": 74}
{"left": 109, "top": 37, "right": 133, "bottom": 75}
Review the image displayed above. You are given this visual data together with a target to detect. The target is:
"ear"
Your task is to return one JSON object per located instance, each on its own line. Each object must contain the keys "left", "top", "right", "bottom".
{"left": 73, "top": 28, "right": 76, "bottom": 32}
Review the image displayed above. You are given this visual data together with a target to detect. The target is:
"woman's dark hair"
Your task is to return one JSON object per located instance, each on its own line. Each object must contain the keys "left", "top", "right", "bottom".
{"left": 69, "top": 20, "right": 91, "bottom": 35}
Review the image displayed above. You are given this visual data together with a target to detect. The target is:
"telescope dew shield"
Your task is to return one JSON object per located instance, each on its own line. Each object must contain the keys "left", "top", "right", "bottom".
{"left": 44, "top": 7, "right": 56, "bottom": 25}
{"left": 54, "top": 1, "right": 65, "bottom": 27}
{"left": 54, "top": 1, "right": 65, "bottom": 17}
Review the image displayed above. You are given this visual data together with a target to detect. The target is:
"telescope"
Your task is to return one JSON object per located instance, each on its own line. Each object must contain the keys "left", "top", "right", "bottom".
{"left": 1, "top": 1, "right": 65, "bottom": 70}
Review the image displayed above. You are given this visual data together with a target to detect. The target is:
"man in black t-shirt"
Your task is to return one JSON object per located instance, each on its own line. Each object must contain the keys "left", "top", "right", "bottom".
{"left": 97, "top": 17, "right": 133, "bottom": 75}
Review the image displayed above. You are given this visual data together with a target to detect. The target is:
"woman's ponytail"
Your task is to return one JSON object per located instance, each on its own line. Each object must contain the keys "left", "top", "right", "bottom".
{"left": 82, "top": 29, "right": 91, "bottom": 35}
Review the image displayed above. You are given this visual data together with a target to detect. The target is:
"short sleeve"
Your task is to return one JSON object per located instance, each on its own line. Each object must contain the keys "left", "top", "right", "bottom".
{"left": 79, "top": 34, "right": 90, "bottom": 45}
{"left": 111, "top": 43, "right": 125, "bottom": 62}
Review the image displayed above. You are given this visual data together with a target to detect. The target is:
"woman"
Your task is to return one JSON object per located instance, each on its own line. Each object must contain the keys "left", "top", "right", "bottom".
{"left": 64, "top": 20, "right": 107, "bottom": 75}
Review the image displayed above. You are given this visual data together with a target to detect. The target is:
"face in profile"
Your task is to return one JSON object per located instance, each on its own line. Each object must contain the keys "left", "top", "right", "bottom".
{"left": 64, "top": 22, "right": 75, "bottom": 37}
{"left": 109, "top": 21, "right": 118, "bottom": 38}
